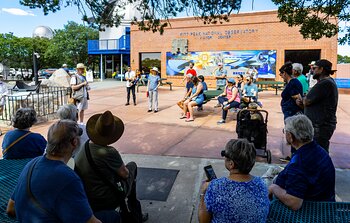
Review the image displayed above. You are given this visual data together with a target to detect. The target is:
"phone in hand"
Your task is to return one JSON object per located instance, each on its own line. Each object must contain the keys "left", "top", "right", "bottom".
{"left": 204, "top": 165, "right": 217, "bottom": 181}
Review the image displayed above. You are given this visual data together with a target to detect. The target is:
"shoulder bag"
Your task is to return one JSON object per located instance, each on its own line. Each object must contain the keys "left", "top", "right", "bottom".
{"left": 3, "top": 132, "right": 31, "bottom": 156}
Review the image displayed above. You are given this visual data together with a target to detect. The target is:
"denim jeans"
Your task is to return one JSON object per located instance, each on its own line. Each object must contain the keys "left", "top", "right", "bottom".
{"left": 218, "top": 96, "right": 240, "bottom": 120}
{"left": 126, "top": 85, "right": 136, "bottom": 104}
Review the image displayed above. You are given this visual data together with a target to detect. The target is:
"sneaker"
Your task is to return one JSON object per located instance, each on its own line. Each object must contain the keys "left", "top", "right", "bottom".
{"left": 223, "top": 104, "right": 230, "bottom": 111}
{"left": 257, "top": 101, "right": 263, "bottom": 108}
{"left": 279, "top": 156, "right": 291, "bottom": 162}
{"left": 147, "top": 109, "right": 152, "bottom": 112}
{"left": 217, "top": 119, "right": 226, "bottom": 125}
{"left": 125, "top": 102, "right": 130, "bottom": 106}
{"left": 134, "top": 102, "right": 137, "bottom": 106}
{"left": 197, "top": 106, "right": 203, "bottom": 111}
{"left": 154, "top": 110, "right": 158, "bottom": 113}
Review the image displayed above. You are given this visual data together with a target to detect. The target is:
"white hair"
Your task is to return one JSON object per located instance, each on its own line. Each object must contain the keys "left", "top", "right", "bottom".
{"left": 285, "top": 114, "right": 314, "bottom": 143}
{"left": 292, "top": 63, "right": 303, "bottom": 74}
{"left": 57, "top": 104, "right": 78, "bottom": 121}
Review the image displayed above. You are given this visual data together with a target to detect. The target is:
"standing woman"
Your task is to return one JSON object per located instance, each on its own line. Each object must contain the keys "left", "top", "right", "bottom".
{"left": 279, "top": 62, "right": 303, "bottom": 120}
{"left": 147, "top": 67, "right": 161, "bottom": 112}
{"left": 279, "top": 62, "right": 303, "bottom": 160}
{"left": 0, "top": 78, "right": 8, "bottom": 135}
{"left": 181, "top": 76, "right": 204, "bottom": 122}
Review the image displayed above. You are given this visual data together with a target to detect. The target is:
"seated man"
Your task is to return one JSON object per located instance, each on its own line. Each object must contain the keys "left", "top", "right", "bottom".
{"left": 6, "top": 120, "right": 107, "bottom": 223}
{"left": 216, "top": 78, "right": 240, "bottom": 125}
{"left": 241, "top": 76, "right": 261, "bottom": 108}
{"left": 74, "top": 111, "right": 148, "bottom": 222}
{"left": 269, "top": 115, "right": 335, "bottom": 211}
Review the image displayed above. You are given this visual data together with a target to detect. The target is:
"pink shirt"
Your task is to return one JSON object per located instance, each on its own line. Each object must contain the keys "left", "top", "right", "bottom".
{"left": 226, "top": 86, "right": 240, "bottom": 103}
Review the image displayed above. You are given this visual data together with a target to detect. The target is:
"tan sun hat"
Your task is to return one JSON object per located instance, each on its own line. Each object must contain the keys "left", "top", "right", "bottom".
{"left": 86, "top": 111, "right": 124, "bottom": 146}
{"left": 76, "top": 63, "right": 85, "bottom": 69}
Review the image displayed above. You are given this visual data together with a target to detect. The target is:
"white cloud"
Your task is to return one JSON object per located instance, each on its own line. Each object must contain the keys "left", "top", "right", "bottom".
{"left": 1, "top": 8, "right": 35, "bottom": 16}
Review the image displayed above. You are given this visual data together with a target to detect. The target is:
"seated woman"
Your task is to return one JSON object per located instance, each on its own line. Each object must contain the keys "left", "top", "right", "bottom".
{"left": 2, "top": 108, "right": 47, "bottom": 159}
{"left": 216, "top": 78, "right": 240, "bottom": 124}
{"left": 198, "top": 139, "right": 270, "bottom": 223}
{"left": 181, "top": 76, "right": 204, "bottom": 122}
{"left": 197, "top": 75, "right": 208, "bottom": 111}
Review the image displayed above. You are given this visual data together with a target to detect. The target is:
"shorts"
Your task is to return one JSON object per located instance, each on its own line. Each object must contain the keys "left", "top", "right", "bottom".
{"left": 77, "top": 97, "right": 88, "bottom": 111}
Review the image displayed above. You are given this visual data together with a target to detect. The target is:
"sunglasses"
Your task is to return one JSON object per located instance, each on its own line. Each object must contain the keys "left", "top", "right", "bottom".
{"left": 221, "top": 150, "right": 230, "bottom": 159}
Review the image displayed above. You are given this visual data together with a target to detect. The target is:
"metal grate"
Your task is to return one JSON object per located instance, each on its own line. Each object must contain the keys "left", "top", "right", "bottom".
{"left": 0, "top": 158, "right": 32, "bottom": 223}
{"left": 267, "top": 199, "right": 350, "bottom": 223}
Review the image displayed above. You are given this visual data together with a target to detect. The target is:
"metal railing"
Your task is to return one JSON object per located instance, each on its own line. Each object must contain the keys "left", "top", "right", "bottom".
{"left": 0, "top": 86, "right": 70, "bottom": 122}
{"left": 88, "top": 35, "right": 130, "bottom": 53}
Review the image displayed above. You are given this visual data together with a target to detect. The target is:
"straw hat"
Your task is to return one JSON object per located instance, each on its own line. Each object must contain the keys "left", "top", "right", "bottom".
{"left": 86, "top": 111, "right": 124, "bottom": 146}
{"left": 76, "top": 63, "right": 85, "bottom": 69}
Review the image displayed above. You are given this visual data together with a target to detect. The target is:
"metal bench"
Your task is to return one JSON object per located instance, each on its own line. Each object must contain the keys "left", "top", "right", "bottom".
{"left": 0, "top": 159, "right": 32, "bottom": 223}
{"left": 267, "top": 199, "right": 350, "bottom": 223}
{"left": 256, "top": 81, "right": 284, "bottom": 95}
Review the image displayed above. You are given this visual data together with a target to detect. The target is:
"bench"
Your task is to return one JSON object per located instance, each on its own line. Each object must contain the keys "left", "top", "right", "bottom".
{"left": 256, "top": 81, "right": 284, "bottom": 95}
{"left": 0, "top": 158, "right": 32, "bottom": 223}
{"left": 203, "top": 89, "right": 223, "bottom": 104}
{"left": 160, "top": 79, "right": 173, "bottom": 91}
{"left": 267, "top": 199, "right": 350, "bottom": 223}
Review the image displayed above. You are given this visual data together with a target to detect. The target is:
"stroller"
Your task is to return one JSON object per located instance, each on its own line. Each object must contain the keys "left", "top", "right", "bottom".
{"left": 236, "top": 108, "right": 272, "bottom": 163}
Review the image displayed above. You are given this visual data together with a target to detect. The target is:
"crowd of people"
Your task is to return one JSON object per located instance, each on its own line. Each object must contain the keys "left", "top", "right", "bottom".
{"left": 0, "top": 58, "right": 340, "bottom": 222}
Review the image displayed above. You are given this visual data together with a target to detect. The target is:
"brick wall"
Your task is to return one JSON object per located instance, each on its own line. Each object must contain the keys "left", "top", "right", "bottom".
{"left": 131, "top": 10, "right": 337, "bottom": 88}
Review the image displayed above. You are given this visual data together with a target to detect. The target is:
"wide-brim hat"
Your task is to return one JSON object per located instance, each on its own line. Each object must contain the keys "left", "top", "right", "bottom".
{"left": 86, "top": 111, "right": 124, "bottom": 146}
{"left": 76, "top": 63, "right": 85, "bottom": 69}
{"left": 151, "top": 67, "right": 159, "bottom": 72}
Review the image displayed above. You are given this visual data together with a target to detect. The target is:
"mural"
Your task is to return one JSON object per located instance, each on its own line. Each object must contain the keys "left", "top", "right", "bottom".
{"left": 166, "top": 50, "right": 277, "bottom": 78}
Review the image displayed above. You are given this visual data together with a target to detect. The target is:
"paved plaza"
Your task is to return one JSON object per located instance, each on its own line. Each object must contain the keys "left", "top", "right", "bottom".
{"left": 1, "top": 79, "right": 350, "bottom": 222}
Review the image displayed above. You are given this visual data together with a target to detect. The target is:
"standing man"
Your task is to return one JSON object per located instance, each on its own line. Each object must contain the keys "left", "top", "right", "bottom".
{"left": 213, "top": 62, "right": 227, "bottom": 90}
{"left": 125, "top": 66, "right": 136, "bottom": 106}
{"left": 6, "top": 120, "right": 107, "bottom": 223}
{"left": 302, "top": 59, "right": 338, "bottom": 152}
{"left": 292, "top": 63, "right": 309, "bottom": 95}
{"left": 147, "top": 67, "right": 161, "bottom": 113}
{"left": 71, "top": 63, "right": 89, "bottom": 123}
{"left": 186, "top": 62, "right": 197, "bottom": 77}
{"left": 307, "top": 61, "right": 318, "bottom": 89}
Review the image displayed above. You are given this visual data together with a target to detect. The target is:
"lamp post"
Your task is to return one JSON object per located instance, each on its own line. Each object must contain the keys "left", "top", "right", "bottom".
{"left": 32, "top": 26, "right": 53, "bottom": 87}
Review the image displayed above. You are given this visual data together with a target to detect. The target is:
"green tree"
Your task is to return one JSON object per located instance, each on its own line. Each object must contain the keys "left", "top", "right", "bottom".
{"left": 45, "top": 21, "right": 98, "bottom": 67}
{"left": 19, "top": 0, "right": 350, "bottom": 43}
{"left": 338, "top": 54, "right": 350, "bottom": 64}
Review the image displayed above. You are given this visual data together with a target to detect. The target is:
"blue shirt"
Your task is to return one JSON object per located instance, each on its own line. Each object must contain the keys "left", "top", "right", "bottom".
{"left": 2, "top": 129, "right": 46, "bottom": 159}
{"left": 244, "top": 83, "right": 258, "bottom": 97}
{"left": 275, "top": 141, "right": 335, "bottom": 201}
{"left": 12, "top": 156, "right": 93, "bottom": 222}
{"left": 202, "top": 81, "right": 208, "bottom": 91}
{"left": 281, "top": 78, "right": 303, "bottom": 119}
{"left": 148, "top": 75, "right": 160, "bottom": 91}
{"left": 215, "top": 69, "right": 227, "bottom": 87}
{"left": 205, "top": 176, "right": 269, "bottom": 223}
{"left": 186, "top": 81, "right": 194, "bottom": 92}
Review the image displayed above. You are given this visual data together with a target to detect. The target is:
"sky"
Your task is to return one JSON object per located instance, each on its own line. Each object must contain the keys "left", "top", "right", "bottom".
{"left": 0, "top": 0, "right": 349, "bottom": 56}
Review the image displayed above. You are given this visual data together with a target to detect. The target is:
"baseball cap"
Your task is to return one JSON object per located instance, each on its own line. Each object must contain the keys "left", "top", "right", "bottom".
{"left": 227, "top": 78, "right": 235, "bottom": 84}
{"left": 218, "top": 62, "right": 223, "bottom": 66}
{"left": 186, "top": 74, "right": 193, "bottom": 78}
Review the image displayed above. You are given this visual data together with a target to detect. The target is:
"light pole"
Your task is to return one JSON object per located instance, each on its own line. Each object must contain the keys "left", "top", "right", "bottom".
{"left": 32, "top": 26, "right": 53, "bottom": 87}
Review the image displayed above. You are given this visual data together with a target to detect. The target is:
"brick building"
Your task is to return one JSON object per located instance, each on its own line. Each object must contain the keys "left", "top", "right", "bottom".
{"left": 130, "top": 10, "right": 338, "bottom": 88}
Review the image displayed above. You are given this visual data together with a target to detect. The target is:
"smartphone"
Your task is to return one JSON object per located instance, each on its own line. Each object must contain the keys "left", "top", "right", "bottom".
{"left": 204, "top": 165, "right": 217, "bottom": 181}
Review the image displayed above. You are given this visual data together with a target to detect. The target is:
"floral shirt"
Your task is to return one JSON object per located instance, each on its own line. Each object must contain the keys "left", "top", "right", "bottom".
{"left": 205, "top": 176, "right": 269, "bottom": 223}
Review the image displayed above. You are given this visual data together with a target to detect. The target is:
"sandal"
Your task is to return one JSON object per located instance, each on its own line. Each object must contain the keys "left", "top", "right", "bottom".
{"left": 179, "top": 116, "right": 186, "bottom": 119}
{"left": 185, "top": 119, "right": 194, "bottom": 122}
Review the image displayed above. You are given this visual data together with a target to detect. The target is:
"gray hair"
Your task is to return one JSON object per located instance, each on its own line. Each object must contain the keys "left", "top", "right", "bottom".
{"left": 285, "top": 114, "right": 314, "bottom": 143}
{"left": 225, "top": 138, "right": 256, "bottom": 174}
{"left": 12, "top": 107, "right": 37, "bottom": 129}
{"left": 292, "top": 63, "right": 303, "bottom": 74}
{"left": 57, "top": 104, "right": 77, "bottom": 121}
{"left": 46, "top": 120, "right": 81, "bottom": 156}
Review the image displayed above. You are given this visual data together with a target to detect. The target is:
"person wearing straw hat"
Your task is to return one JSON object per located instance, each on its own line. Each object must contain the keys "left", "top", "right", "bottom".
{"left": 71, "top": 63, "right": 89, "bottom": 123}
{"left": 147, "top": 67, "right": 161, "bottom": 112}
{"left": 74, "top": 111, "right": 148, "bottom": 222}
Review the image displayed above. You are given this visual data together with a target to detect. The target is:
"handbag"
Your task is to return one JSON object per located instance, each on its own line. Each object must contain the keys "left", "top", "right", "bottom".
{"left": 84, "top": 141, "right": 143, "bottom": 223}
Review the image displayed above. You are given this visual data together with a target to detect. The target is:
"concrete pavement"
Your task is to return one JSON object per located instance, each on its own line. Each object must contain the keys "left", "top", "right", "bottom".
{"left": 1, "top": 79, "right": 349, "bottom": 222}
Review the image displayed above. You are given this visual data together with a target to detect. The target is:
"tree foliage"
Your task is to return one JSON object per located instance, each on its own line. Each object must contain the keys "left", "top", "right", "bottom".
{"left": 338, "top": 54, "right": 350, "bottom": 63}
{"left": 0, "top": 22, "right": 98, "bottom": 71}
{"left": 45, "top": 21, "right": 98, "bottom": 67}
{"left": 271, "top": 0, "right": 350, "bottom": 45}
{"left": 20, "top": 0, "right": 350, "bottom": 43}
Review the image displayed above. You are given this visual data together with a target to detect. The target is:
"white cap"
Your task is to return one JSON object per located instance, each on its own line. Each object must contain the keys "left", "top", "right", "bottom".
{"left": 151, "top": 67, "right": 159, "bottom": 72}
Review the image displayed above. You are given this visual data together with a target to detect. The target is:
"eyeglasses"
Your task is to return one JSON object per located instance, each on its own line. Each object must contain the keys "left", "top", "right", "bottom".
{"left": 282, "top": 128, "right": 290, "bottom": 134}
{"left": 312, "top": 66, "right": 319, "bottom": 70}
{"left": 221, "top": 150, "right": 229, "bottom": 158}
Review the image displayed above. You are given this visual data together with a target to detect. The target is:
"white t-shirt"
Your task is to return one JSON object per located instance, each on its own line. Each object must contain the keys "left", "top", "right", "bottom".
{"left": 125, "top": 71, "right": 135, "bottom": 87}
{"left": 0, "top": 81, "right": 8, "bottom": 106}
